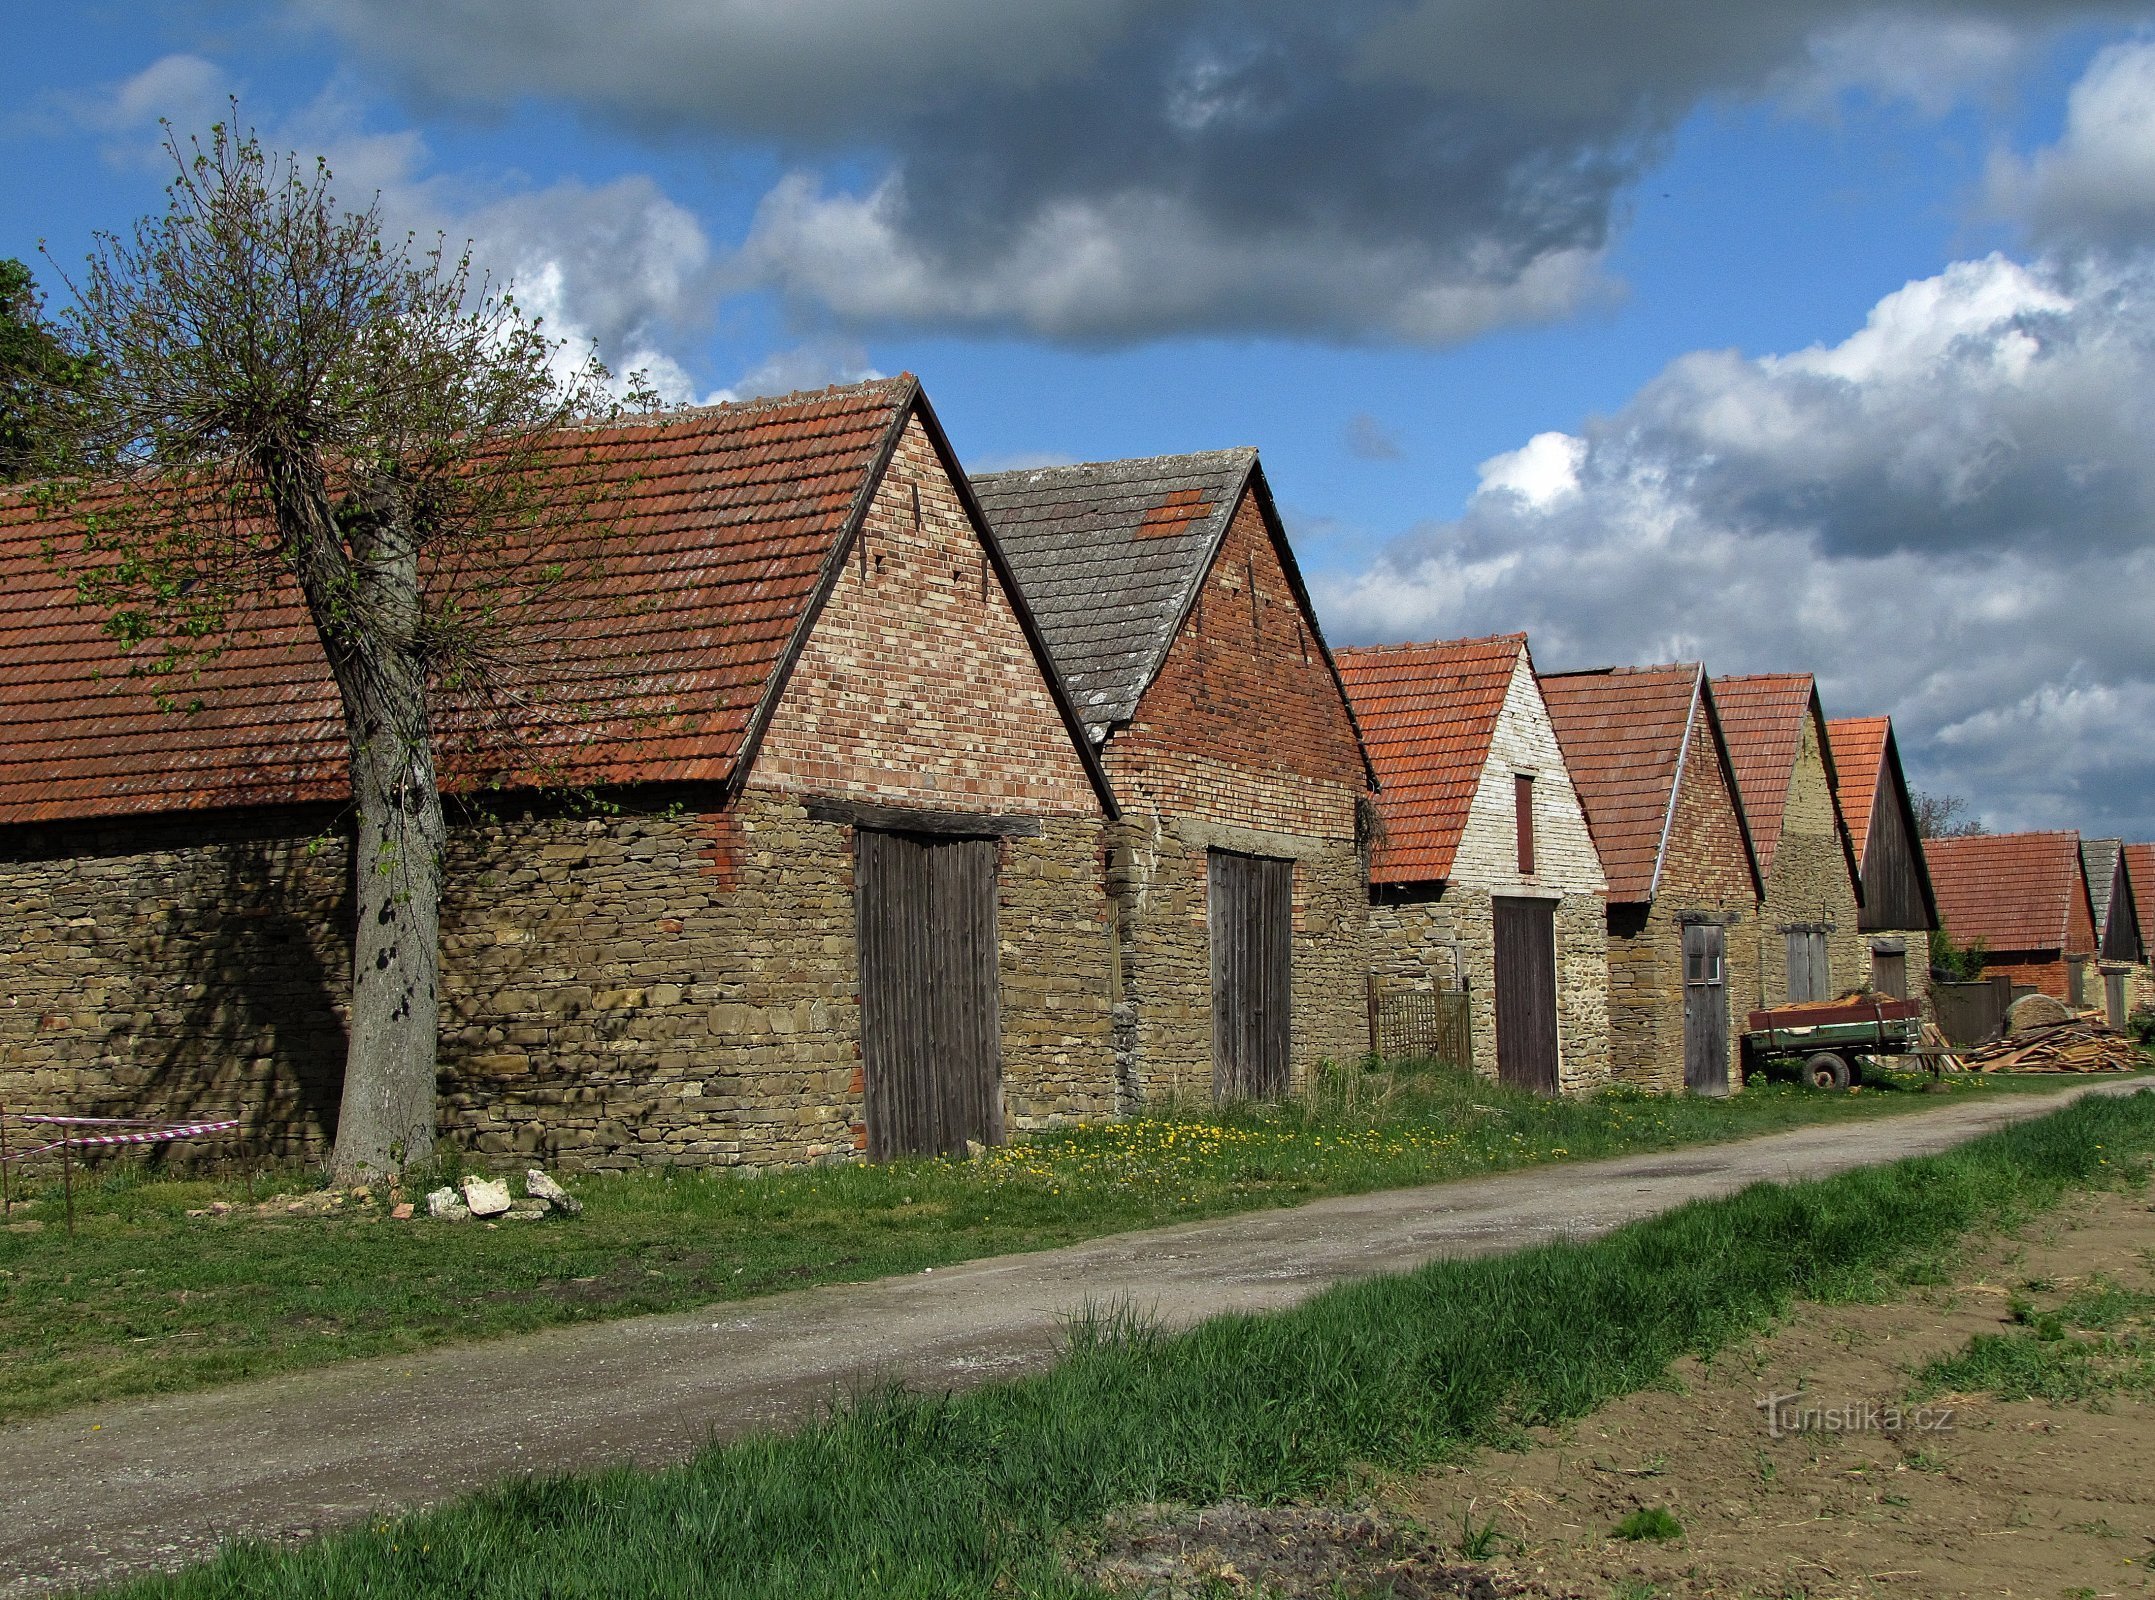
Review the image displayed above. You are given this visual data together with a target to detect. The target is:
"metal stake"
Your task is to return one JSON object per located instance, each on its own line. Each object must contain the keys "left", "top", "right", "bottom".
{"left": 1, "top": 1100, "right": 10, "bottom": 1216}
{"left": 61, "top": 1134, "right": 73, "bottom": 1240}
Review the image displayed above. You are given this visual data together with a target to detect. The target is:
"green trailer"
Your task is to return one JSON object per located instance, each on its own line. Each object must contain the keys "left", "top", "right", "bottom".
{"left": 1742, "top": 996, "right": 1929, "bottom": 1090}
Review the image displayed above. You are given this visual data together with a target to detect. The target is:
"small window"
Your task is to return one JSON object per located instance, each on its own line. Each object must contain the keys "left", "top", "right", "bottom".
{"left": 1685, "top": 941, "right": 1721, "bottom": 986}
{"left": 1514, "top": 773, "right": 1536, "bottom": 876}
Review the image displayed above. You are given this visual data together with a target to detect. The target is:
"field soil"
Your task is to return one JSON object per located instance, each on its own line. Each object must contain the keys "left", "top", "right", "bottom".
{"left": 1395, "top": 1182, "right": 2155, "bottom": 1599}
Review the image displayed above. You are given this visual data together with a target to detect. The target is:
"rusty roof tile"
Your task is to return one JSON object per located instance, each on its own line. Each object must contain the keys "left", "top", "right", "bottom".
{"left": 0, "top": 378, "right": 929, "bottom": 826}
{"left": 1926, "top": 830, "right": 2091, "bottom": 952}
{"left": 1335, "top": 634, "right": 1526, "bottom": 885}
{"left": 1824, "top": 715, "right": 1889, "bottom": 863}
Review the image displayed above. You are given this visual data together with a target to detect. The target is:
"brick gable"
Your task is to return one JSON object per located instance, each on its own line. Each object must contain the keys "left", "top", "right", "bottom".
{"left": 1107, "top": 486, "right": 1367, "bottom": 835}
{"left": 749, "top": 414, "right": 1103, "bottom": 817}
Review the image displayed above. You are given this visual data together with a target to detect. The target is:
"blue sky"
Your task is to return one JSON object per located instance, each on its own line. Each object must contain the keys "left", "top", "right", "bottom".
{"left": 6, "top": 3, "right": 2155, "bottom": 835}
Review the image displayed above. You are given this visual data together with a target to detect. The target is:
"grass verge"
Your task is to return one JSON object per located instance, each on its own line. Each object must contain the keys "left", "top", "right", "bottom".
{"left": 0, "top": 1063, "right": 2093, "bottom": 1425}
{"left": 1914, "top": 1267, "right": 2155, "bottom": 1404}
{"left": 93, "top": 1085, "right": 2155, "bottom": 1598}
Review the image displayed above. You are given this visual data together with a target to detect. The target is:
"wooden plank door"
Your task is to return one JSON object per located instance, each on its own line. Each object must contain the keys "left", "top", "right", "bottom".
{"left": 1683, "top": 922, "right": 1729, "bottom": 1095}
{"left": 1870, "top": 947, "right": 1908, "bottom": 1000}
{"left": 2106, "top": 969, "right": 2127, "bottom": 1029}
{"left": 1785, "top": 929, "right": 1830, "bottom": 1003}
{"left": 1209, "top": 851, "right": 1292, "bottom": 1100}
{"left": 1493, "top": 896, "right": 1560, "bottom": 1094}
{"left": 856, "top": 829, "right": 1003, "bottom": 1160}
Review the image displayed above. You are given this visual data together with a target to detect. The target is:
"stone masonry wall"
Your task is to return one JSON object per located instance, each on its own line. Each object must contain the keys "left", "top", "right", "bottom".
{"left": 0, "top": 790, "right": 1116, "bottom": 1171}
{"left": 1606, "top": 715, "right": 1759, "bottom": 1094}
{"left": 1749, "top": 714, "right": 1865, "bottom": 1017}
{"left": 1102, "top": 488, "right": 1371, "bottom": 1100}
{"left": 0, "top": 807, "right": 350, "bottom": 1160}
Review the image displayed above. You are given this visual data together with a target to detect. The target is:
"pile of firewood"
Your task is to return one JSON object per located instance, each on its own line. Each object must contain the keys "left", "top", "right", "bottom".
{"left": 1962, "top": 1017, "right": 2146, "bottom": 1073}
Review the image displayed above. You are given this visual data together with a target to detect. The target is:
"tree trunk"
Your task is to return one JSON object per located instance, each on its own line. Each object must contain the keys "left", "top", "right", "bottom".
{"left": 259, "top": 447, "right": 445, "bottom": 1183}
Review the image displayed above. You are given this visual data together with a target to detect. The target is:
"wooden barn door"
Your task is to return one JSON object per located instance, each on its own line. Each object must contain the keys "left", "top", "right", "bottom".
{"left": 1493, "top": 896, "right": 1560, "bottom": 1094}
{"left": 1683, "top": 922, "right": 1730, "bottom": 1096}
{"left": 2106, "top": 969, "right": 2128, "bottom": 1029}
{"left": 856, "top": 829, "right": 1003, "bottom": 1160}
{"left": 1785, "top": 929, "right": 1831, "bottom": 1003}
{"left": 1210, "top": 851, "right": 1292, "bottom": 1100}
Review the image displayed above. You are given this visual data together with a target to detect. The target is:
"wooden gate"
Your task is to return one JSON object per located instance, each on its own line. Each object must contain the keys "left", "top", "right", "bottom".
{"left": 1785, "top": 929, "right": 1830, "bottom": 1003}
{"left": 1934, "top": 975, "right": 2014, "bottom": 1045}
{"left": 1366, "top": 984, "right": 1473, "bottom": 1069}
{"left": 1683, "top": 922, "right": 1729, "bottom": 1095}
{"left": 1493, "top": 896, "right": 1560, "bottom": 1094}
{"left": 856, "top": 829, "right": 1003, "bottom": 1160}
{"left": 1210, "top": 851, "right": 1292, "bottom": 1100}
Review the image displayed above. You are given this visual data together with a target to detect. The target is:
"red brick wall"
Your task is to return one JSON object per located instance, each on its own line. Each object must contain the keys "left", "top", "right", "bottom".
{"left": 1107, "top": 488, "right": 1367, "bottom": 836}
{"left": 1659, "top": 724, "right": 1758, "bottom": 905}
{"left": 751, "top": 414, "right": 1102, "bottom": 816}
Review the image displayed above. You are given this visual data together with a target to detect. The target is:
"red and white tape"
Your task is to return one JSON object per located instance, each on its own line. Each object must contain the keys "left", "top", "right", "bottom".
{"left": 3, "top": 1116, "right": 239, "bottom": 1161}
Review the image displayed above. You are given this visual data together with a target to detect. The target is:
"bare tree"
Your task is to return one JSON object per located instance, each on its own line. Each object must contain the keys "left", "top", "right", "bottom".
{"left": 43, "top": 118, "right": 626, "bottom": 1183}
{"left": 1910, "top": 790, "right": 1987, "bottom": 840}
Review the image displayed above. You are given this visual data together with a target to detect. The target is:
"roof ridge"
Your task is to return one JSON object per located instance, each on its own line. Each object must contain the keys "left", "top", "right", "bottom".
{"left": 971, "top": 446, "right": 1259, "bottom": 483}
{"left": 1336, "top": 631, "right": 1527, "bottom": 660}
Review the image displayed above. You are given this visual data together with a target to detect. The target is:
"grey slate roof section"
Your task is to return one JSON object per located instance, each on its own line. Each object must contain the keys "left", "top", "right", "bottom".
{"left": 2084, "top": 837, "right": 2124, "bottom": 933}
{"left": 971, "top": 450, "right": 1257, "bottom": 736}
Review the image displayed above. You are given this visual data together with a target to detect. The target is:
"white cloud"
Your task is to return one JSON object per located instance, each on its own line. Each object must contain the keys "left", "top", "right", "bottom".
{"left": 39, "top": 59, "right": 727, "bottom": 405}
{"left": 31, "top": 54, "right": 238, "bottom": 168}
{"left": 1989, "top": 36, "right": 2155, "bottom": 249}
{"left": 1319, "top": 246, "right": 2155, "bottom": 834}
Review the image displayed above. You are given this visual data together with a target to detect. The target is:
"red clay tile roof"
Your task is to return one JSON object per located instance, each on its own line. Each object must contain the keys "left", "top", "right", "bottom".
{"left": 1538, "top": 663, "right": 1720, "bottom": 903}
{"left": 0, "top": 376, "right": 1111, "bottom": 827}
{"left": 1335, "top": 633, "right": 1526, "bottom": 884}
{"left": 1711, "top": 674, "right": 1812, "bottom": 874}
{"left": 1825, "top": 715, "right": 1889, "bottom": 863}
{"left": 2126, "top": 844, "right": 2155, "bottom": 959}
{"left": 1926, "top": 831, "right": 2090, "bottom": 952}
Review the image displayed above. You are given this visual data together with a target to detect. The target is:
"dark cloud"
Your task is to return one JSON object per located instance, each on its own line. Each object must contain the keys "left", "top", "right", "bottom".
{"left": 296, "top": 0, "right": 2140, "bottom": 343}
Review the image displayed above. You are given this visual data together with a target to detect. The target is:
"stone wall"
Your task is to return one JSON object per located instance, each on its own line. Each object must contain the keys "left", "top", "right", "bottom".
{"left": 1099, "top": 489, "right": 1372, "bottom": 1100}
{"left": 1748, "top": 714, "right": 1866, "bottom": 1015}
{"left": 0, "top": 788, "right": 1117, "bottom": 1170}
{"left": 0, "top": 807, "right": 349, "bottom": 1160}
{"left": 1606, "top": 712, "right": 1759, "bottom": 1094}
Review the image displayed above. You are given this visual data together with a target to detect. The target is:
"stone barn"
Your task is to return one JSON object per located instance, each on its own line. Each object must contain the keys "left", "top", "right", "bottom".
{"left": 970, "top": 450, "right": 1373, "bottom": 1104}
{"left": 1711, "top": 675, "right": 1866, "bottom": 1013}
{"left": 1926, "top": 832, "right": 2099, "bottom": 1007}
{"left": 1335, "top": 634, "right": 1609, "bottom": 1094}
{"left": 1824, "top": 716, "right": 1940, "bottom": 1009}
{"left": 2080, "top": 839, "right": 2143, "bottom": 1027}
{"left": 1540, "top": 665, "right": 1762, "bottom": 1095}
{"left": 2124, "top": 843, "right": 2155, "bottom": 1019}
{"left": 0, "top": 377, "right": 1125, "bottom": 1169}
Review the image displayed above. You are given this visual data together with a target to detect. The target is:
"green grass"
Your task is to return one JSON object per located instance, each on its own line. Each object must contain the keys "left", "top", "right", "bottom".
{"left": 89, "top": 1083, "right": 2155, "bottom": 1599}
{"left": 1611, "top": 1507, "right": 1685, "bottom": 1542}
{"left": 0, "top": 1062, "right": 2107, "bottom": 1426}
{"left": 1916, "top": 1269, "right": 2155, "bottom": 1405}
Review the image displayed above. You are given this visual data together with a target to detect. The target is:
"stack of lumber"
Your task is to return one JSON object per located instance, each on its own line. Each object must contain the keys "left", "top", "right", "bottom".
{"left": 1963, "top": 1017, "right": 2143, "bottom": 1073}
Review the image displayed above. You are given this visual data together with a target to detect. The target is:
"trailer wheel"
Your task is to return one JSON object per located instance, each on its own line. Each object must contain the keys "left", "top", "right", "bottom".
{"left": 1806, "top": 1051, "right": 1853, "bottom": 1092}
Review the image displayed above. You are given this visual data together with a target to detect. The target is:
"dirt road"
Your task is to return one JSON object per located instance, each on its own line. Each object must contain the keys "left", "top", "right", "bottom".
{"left": 2, "top": 1079, "right": 2142, "bottom": 1597}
